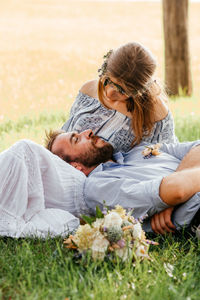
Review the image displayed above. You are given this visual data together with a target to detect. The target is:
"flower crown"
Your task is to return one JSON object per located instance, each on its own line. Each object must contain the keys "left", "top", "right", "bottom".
{"left": 98, "top": 49, "right": 113, "bottom": 77}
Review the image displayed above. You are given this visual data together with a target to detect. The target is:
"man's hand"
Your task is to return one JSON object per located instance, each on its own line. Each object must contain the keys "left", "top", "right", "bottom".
{"left": 150, "top": 207, "right": 176, "bottom": 234}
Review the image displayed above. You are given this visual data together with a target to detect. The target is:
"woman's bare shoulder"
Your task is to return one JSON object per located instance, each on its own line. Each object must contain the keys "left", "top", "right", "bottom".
{"left": 80, "top": 79, "right": 98, "bottom": 99}
{"left": 154, "top": 96, "right": 169, "bottom": 122}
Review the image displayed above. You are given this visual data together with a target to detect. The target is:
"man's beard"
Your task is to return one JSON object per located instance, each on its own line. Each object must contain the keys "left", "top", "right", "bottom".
{"left": 75, "top": 138, "right": 114, "bottom": 167}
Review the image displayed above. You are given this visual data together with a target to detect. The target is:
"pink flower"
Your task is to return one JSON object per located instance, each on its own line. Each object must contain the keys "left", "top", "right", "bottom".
{"left": 117, "top": 239, "right": 126, "bottom": 248}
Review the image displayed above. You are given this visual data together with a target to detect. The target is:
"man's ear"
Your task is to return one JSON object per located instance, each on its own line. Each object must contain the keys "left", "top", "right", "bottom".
{"left": 70, "top": 161, "right": 93, "bottom": 176}
{"left": 70, "top": 161, "right": 84, "bottom": 171}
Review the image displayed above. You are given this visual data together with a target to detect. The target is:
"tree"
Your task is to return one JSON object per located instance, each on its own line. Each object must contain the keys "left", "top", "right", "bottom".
{"left": 163, "top": 0, "right": 192, "bottom": 96}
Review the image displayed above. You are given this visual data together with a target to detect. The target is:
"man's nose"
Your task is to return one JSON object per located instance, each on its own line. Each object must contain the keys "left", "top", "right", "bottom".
{"left": 81, "top": 129, "right": 94, "bottom": 139}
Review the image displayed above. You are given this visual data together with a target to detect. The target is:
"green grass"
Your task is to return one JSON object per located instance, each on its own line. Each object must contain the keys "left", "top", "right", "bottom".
{"left": 0, "top": 110, "right": 69, "bottom": 152}
{"left": 0, "top": 109, "right": 200, "bottom": 299}
{"left": 175, "top": 115, "right": 200, "bottom": 142}
{"left": 0, "top": 234, "right": 199, "bottom": 300}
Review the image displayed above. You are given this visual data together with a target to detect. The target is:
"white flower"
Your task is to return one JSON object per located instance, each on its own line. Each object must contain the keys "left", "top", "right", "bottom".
{"left": 103, "top": 212, "right": 123, "bottom": 228}
{"left": 135, "top": 245, "right": 148, "bottom": 258}
{"left": 111, "top": 205, "right": 126, "bottom": 218}
{"left": 73, "top": 224, "right": 96, "bottom": 251}
{"left": 91, "top": 233, "right": 109, "bottom": 260}
{"left": 164, "top": 263, "right": 174, "bottom": 277}
{"left": 93, "top": 218, "right": 104, "bottom": 229}
{"left": 120, "top": 295, "right": 127, "bottom": 300}
{"left": 64, "top": 205, "right": 155, "bottom": 262}
{"left": 116, "top": 247, "right": 132, "bottom": 261}
{"left": 132, "top": 223, "right": 143, "bottom": 239}
{"left": 196, "top": 225, "right": 200, "bottom": 240}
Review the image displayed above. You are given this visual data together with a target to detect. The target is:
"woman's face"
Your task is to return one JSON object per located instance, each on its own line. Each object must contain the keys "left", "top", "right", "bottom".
{"left": 103, "top": 76, "right": 129, "bottom": 102}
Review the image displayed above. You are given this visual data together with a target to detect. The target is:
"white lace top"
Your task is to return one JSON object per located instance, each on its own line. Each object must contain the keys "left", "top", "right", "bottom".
{"left": 62, "top": 92, "right": 177, "bottom": 152}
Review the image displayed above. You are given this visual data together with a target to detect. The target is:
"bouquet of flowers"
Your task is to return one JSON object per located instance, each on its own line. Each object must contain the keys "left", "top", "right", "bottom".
{"left": 64, "top": 205, "right": 158, "bottom": 262}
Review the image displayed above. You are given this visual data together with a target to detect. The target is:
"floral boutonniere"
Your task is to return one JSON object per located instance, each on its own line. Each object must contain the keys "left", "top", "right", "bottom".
{"left": 142, "top": 143, "right": 161, "bottom": 159}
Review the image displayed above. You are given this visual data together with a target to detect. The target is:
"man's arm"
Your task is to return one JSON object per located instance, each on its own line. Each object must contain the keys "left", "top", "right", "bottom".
{"left": 176, "top": 144, "right": 200, "bottom": 171}
{"left": 85, "top": 164, "right": 200, "bottom": 225}
{"left": 150, "top": 167, "right": 200, "bottom": 234}
{"left": 160, "top": 167, "right": 200, "bottom": 206}
{"left": 161, "top": 141, "right": 200, "bottom": 161}
{"left": 151, "top": 144, "right": 200, "bottom": 234}
{"left": 85, "top": 174, "right": 169, "bottom": 218}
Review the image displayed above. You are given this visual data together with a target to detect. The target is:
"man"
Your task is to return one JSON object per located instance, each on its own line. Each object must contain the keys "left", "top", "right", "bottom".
{"left": 46, "top": 129, "right": 200, "bottom": 235}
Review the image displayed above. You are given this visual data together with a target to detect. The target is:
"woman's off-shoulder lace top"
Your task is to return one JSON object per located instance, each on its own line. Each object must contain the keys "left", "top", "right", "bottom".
{"left": 62, "top": 92, "right": 177, "bottom": 153}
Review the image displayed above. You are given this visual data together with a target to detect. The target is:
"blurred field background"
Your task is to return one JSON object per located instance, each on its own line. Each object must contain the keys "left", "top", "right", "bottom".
{"left": 0, "top": 2, "right": 200, "bottom": 299}
{"left": 0, "top": 0, "right": 200, "bottom": 150}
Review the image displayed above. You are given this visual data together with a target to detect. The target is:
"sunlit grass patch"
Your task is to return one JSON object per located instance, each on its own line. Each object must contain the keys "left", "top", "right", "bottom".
{"left": 0, "top": 234, "right": 199, "bottom": 299}
{"left": 175, "top": 116, "right": 200, "bottom": 142}
{"left": 0, "top": 110, "right": 68, "bottom": 151}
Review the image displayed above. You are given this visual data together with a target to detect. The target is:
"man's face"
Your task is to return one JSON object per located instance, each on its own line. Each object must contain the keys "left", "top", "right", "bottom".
{"left": 51, "top": 129, "right": 113, "bottom": 167}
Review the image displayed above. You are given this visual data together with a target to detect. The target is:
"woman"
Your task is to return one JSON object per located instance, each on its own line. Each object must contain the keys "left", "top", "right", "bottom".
{"left": 62, "top": 42, "right": 177, "bottom": 152}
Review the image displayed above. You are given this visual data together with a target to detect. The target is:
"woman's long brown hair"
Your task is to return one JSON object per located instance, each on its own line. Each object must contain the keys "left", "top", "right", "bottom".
{"left": 98, "top": 42, "right": 168, "bottom": 146}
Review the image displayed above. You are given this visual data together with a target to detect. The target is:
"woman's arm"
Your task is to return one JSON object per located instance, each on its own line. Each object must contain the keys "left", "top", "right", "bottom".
{"left": 80, "top": 79, "right": 98, "bottom": 99}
